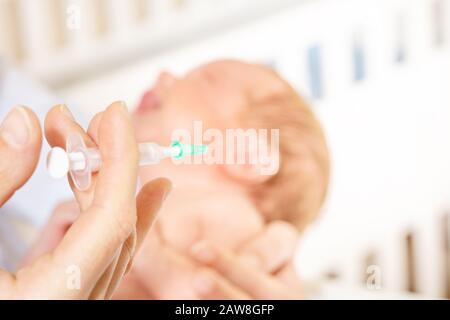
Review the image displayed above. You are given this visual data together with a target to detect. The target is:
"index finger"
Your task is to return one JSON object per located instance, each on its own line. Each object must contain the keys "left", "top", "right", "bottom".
{"left": 46, "top": 102, "right": 139, "bottom": 240}
{"left": 91, "top": 102, "right": 139, "bottom": 217}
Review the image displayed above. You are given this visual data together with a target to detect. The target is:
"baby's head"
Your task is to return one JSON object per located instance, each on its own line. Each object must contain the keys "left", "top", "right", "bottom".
{"left": 134, "top": 60, "right": 329, "bottom": 251}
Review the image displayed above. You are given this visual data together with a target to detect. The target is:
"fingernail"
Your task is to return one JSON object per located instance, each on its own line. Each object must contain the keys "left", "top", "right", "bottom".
{"left": 0, "top": 106, "right": 31, "bottom": 148}
{"left": 59, "top": 104, "right": 74, "bottom": 120}
{"left": 191, "top": 242, "right": 216, "bottom": 263}
{"left": 147, "top": 181, "right": 172, "bottom": 226}
{"left": 162, "top": 182, "right": 173, "bottom": 201}
{"left": 117, "top": 100, "right": 128, "bottom": 112}
{"left": 112, "top": 101, "right": 131, "bottom": 120}
{"left": 192, "top": 271, "right": 215, "bottom": 296}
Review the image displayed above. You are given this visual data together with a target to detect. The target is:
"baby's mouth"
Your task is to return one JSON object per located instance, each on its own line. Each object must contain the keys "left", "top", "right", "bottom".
{"left": 137, "top": 89, "right": 160, "bottom": 114}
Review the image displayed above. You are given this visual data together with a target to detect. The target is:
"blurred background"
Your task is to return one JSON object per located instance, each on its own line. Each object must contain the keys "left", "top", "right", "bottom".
{"left": 0, "top": 0, "right": 449, "bottom": 299}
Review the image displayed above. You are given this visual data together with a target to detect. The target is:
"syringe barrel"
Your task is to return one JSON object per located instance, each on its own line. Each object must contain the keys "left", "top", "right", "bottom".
{"left": 139, "top": 143, "right": 167, "bottom": 165}
{"left": 85, "top": 148, "right": 102, "bottom": 172}
{"left": 70, "top": 144, "right": 172, "bottom": 174}
{"left": 69, "top": 148, "right": 101, "bottom": 173}
{"left": 60, "top": 133, "right": 207, "bottom": 192}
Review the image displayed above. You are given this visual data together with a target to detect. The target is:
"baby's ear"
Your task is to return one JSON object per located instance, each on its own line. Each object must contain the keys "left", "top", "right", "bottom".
{"left": 218, "top": 138, "right": 279, "bottom": 185}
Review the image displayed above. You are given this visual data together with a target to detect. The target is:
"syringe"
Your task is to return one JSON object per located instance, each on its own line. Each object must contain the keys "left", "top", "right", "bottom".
{"left": 46, "top": 133, "right": 208, "bottom": 191}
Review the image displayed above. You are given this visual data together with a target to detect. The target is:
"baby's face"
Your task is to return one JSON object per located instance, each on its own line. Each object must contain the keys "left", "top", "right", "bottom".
{"left": 133, "top": 60, "right": 287, "bottom": 251}
{"left": 134, "top": 60, "right": 286, "bottom": 146}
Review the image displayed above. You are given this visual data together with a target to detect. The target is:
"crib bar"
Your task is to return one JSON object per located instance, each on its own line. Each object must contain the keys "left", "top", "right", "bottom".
{"left": 59, "top": 0, "right": 82, "bottom": 47}
{"left": 62, "top": 0, "right": 106, "bottom": 47}
{"left": 92, "top": 0, "right": 109, "bottom": 38}
{"left": 108, "top": 0, "right": 134, "bottom": 34}
{"left": 405, "top": 231, "right": 417, "bottom": 293}
{"left": 443, "top": 214, "right": 450, "bottom": 299}
{"left": 0, "top": 0, "right": 24, "bottom": 62}
{"left": 432, "top": 0, "right": 445, "bottom": 47}
{"left": 48, "top": 0, "right": 67, "bottom": 49}
{"left": 362, "top": 251, "right": 378, "bottom": 287}
{"left": 151, "top": 0, "right": 176, "bottom": 28}
{"left": 133, "top": 0, "right": 150, "bottom": 22}
{"left": 18, "top": 0, "right": 55, "bottom": 62}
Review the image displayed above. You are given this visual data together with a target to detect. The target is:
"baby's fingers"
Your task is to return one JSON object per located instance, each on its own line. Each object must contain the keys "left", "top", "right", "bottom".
{"left": 191, "top": 269, "right": 250, "bottom": 300}
{"left": 190, "top": 242, "right": 292, "bottom": 299}
{"left": 239, "top": 221, "right": 298, "bottom": 273}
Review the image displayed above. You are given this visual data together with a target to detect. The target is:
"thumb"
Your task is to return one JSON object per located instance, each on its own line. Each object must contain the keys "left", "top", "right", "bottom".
{"left": 0, "top": 106, "right": 42, "bottom": 206}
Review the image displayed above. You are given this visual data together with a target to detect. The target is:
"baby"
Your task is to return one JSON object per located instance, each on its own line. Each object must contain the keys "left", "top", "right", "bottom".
{"left": 25, "top": 59, "right": 329, "bottom": 299}
{"left": 115, "top": 60, "right": 330, "bottom": 299}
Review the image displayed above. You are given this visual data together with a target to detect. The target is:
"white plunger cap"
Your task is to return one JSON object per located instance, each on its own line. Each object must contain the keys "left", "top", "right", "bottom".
{"left": 47, "top": 147, "right": 70, "bottom": 179}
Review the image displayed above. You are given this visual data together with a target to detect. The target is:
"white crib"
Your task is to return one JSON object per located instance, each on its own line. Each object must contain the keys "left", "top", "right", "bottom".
{"left": 0, "top": 0, "right": 298, "bottom": 87}
{"left": 1, "top": 0, "right": 450, "bottom": 299}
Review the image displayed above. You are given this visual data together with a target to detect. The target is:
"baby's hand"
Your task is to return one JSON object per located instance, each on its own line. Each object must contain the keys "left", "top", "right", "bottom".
{"left": 114, "top": 225, "right": 201, "bottom": 299}
{"left": 115, "top": 221, "right": 300, "bottom": 299}
{"left": 188, "top": 221, "right": 303, "bottom": 299}
{"left": 113, "top": 191, "right": 265, "bottom": 299}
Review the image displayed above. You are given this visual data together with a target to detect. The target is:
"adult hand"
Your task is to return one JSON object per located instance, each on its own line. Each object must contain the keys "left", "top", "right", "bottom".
{"left": 0, "top": 103, "right": 171, "bottom": 299}
{"left": 188, "top": 221, "right": 304, "bottom": 299}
